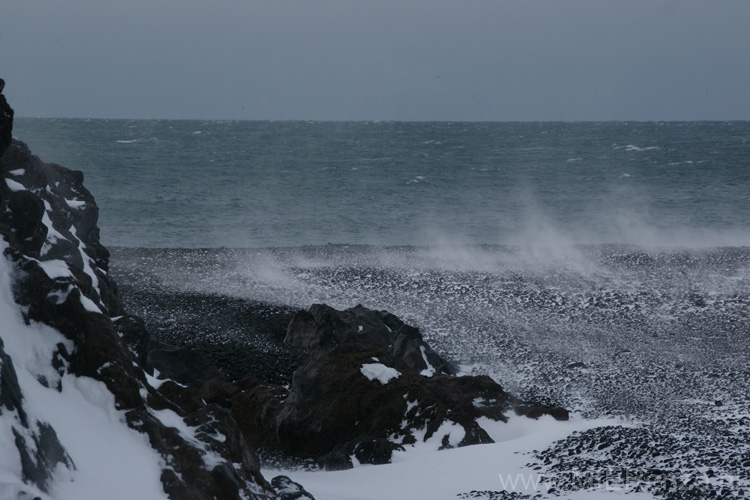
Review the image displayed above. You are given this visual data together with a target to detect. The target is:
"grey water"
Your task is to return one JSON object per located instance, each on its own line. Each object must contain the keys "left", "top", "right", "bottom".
{"left": 13, "top": 118, "right": 750, "bottom": 249}
{"left": 15, "top": 118, "right": 750, "bottom": 494}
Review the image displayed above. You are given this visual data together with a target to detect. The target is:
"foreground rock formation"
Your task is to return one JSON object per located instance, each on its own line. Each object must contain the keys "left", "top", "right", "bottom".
{"left": 0, "top": 78, "right": 311, "bottom": 500}
{"left": 191, "top": 303, "right": 568, "bottom": 471}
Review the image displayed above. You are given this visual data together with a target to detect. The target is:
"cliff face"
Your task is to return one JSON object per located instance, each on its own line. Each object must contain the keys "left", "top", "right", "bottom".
{"left": 0, "top": 78, "right": 311, "bottom": 500}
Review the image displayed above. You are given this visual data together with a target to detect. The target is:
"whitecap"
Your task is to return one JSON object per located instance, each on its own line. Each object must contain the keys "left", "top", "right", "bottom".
{"left": 618, "top": 144, "right": 660, "bottom": 152}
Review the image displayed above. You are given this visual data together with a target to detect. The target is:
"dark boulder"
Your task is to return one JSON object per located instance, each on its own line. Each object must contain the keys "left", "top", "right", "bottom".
{"left": 271, "top": 475, "right": 315, "bottom": 500}
{"left": 5, "top": 190, "right": 47, "bottom": 256}
{"left": 317, "top": 437, "right": 399, "bottom": 470}
{"left": 285, "top": 303, "right": 455, "bottom": 375}
{"left": 228, "top": 303, "right": 567, "bottom": 469}
{"left": 113, "top": 314, "right": 151, "bottom": 366}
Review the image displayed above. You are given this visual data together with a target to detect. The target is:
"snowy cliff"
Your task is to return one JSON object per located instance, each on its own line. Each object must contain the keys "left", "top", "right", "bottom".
{"left": 0, "top": 78, "right": 309, "bottom": 500}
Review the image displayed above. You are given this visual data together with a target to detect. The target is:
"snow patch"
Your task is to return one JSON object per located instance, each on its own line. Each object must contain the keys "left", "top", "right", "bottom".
{"left": 69, "top": 226, "right": 102, "bottom": 305}
{"left": 79, "top": 294, "right": 102, "bottom": 314}
{"left": 361, "top": 363, "right": 401, "bottom": 385}
{"left": 40, "top": 201, "right": 69, "bottom": 246}
{"left": 37, "top": 260, "right": 73, "bottom": 280}
{"left": 149, "top": 408, "right": 225, "bottom": 469}
{"left": 419, "top": 346, "right": 435, "bottom": 377}
{"left": 4, "top": 178, "right": 25, "bottom": 191}
{"left": 65, "top": 199, "right": 86, "bottom": 209}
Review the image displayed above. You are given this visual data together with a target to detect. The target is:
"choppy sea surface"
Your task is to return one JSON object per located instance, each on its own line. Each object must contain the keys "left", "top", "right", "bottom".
{"left": 14, "top": 119, "right": 750, "bottom": 249}
{"left": 14, "top": 119, "right": 750, "bottom": 497}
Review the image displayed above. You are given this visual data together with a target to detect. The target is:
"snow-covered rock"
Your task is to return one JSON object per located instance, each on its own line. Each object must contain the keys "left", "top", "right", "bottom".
{"left": 0, "top": 78, "right": 291, "bottom": 499}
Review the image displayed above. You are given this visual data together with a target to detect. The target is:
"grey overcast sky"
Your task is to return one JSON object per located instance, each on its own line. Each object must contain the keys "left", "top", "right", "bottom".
{"left": 1, "top": 0, "right": 749, "bottom": 121}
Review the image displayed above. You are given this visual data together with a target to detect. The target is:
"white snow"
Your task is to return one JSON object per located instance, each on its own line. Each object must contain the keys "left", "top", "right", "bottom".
{"left": 360, "top": 363, "right": 401, "bottom": 384}
{"left": 78, "top": 294, "right": 102, "bottom": 313}
{"left": 69, "top": 226, "right": 101, "bottom": 302}
{"left": 150, "top": 408, "right": 198, "bottom": 440}
{"left": 149, "top": 407, "right": 225, "bottom": 469}
{"left": 64, "top": 199, "right": 86, "bottom": 209}
{"left": 398, "top": 420, "right": 466, "bottom": 453}
{"left": 37, "top": 259, "right": 73, "bottom": 280}
{"left": 272, "top": 415, "right": 655, "bottom": 500}
{"left": 418, "top": 346, "right": 435, "bottom": 377}
{"left": 40, "top": 202, "right": 69, "bottom": 246}
{"left": 144, "top": 369, "right": 168, "bottom": 389}
{"left": 8, "top": 168, "right": 26, "bottom": 176}
{"left": 5, "top": 178, "right": 26, "bottom": 192}
{"left": 0, "top": 241, "right": 169, "bottom": 500}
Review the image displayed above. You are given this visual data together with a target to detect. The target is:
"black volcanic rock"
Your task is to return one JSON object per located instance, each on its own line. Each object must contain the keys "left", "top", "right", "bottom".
{"left": 0, "top": 78, "right": 13, "bottom": 155}
{"left": 223, "top": 303, "right": 568, "bottom": 469}
{"left": 0, "top": 82, "right": 295, "bottom": 499}
{"left": 271, "top": 476, "right": 315, "bottom": 500}
{"left": 285, "top": 303, "right": 455, "bottom": 376}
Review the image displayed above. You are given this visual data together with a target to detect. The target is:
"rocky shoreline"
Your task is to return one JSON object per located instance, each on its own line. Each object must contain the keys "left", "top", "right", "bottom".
{"left": 1, "top": 78, "right": 569, "bottom": 499}
{"left": 110, "top": 249, "right": 306, "bottom": 385}
{"left": 110, "top": 249, "right": 569, "bottom": 468}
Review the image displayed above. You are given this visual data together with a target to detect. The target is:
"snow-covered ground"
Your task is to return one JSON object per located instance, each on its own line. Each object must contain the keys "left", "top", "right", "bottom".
{"left": 268, "top": 414, "right": 654, "bottom": 500}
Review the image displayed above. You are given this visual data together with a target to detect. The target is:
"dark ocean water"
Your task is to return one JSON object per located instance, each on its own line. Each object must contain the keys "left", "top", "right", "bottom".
{"left": 13, "top": 119, "right": 750, "bottom": 249}
{"left": 12, "top": 119, "right": 750, "bottom": 495}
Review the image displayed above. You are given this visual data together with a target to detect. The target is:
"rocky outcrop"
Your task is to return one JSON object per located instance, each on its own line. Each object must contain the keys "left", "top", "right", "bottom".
{"left": 0, "top": 79, "right": 303, "bottom": 499}
{"left": 204, "top": 303, "right": 569, "bottom": 470}
{"left": 0, "top": 78, "right": 12, "bottom": 155}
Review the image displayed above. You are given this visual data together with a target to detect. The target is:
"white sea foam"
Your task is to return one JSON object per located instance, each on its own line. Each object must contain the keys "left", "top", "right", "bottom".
{"left": 617, "top": 144, "right": 660, "bottom": 152}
